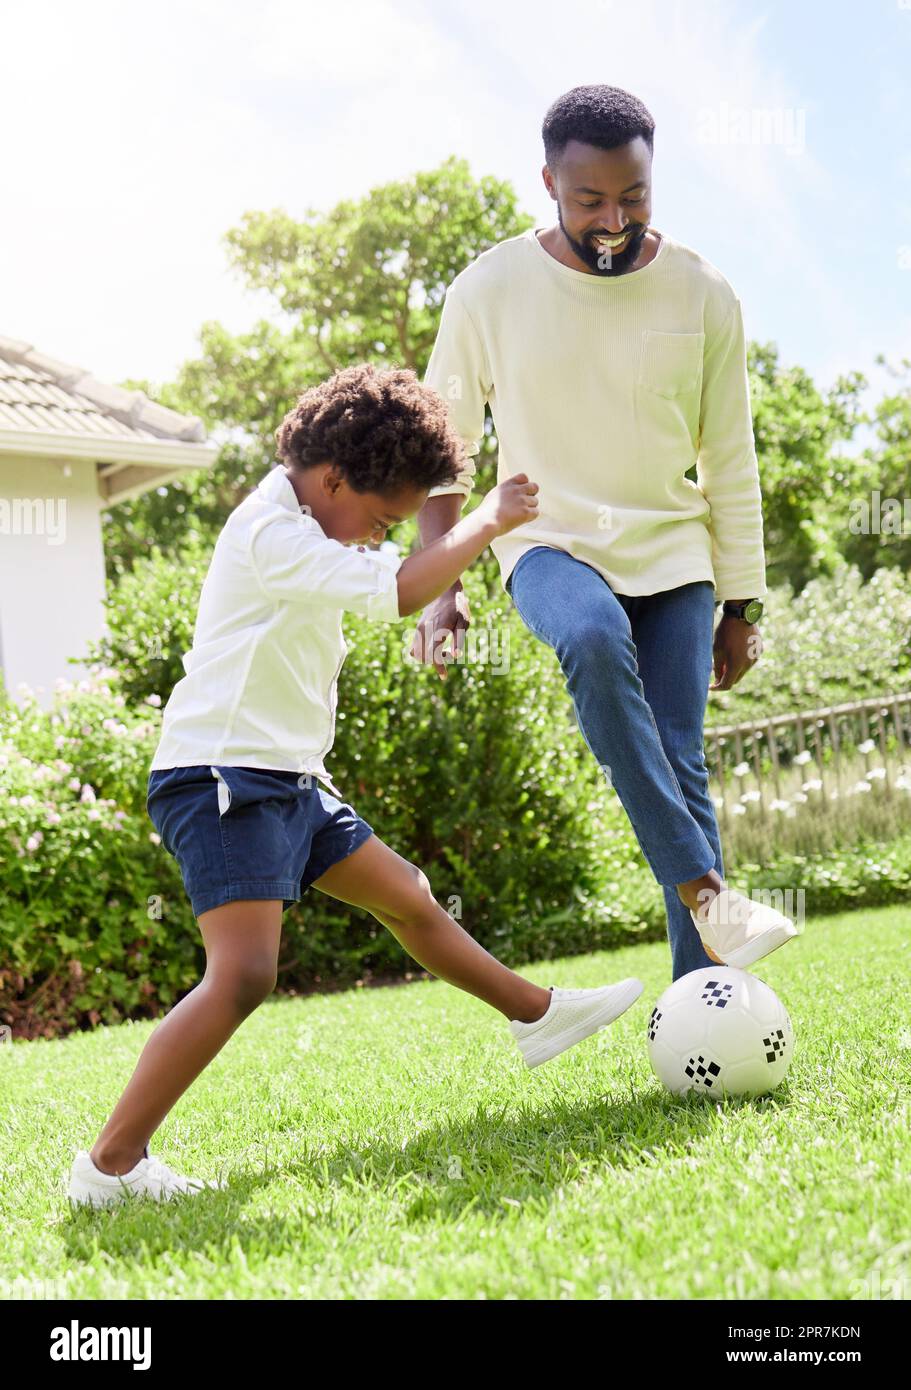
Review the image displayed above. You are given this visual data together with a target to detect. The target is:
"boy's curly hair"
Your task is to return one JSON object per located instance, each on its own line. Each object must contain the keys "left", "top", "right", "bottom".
{"left": 275, "top": 363, "right": 466, "bottom": 495}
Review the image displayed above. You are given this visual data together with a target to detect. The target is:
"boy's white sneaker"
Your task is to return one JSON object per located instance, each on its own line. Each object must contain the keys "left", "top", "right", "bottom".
{"left": 67, "top": 1149, "right": 225, "bottom": 1208}
{"left": 509, "top": 979, "right": 644, "bottom": 1069}
{"left": 690, "top": 887, "right": 802, "bottom": 969}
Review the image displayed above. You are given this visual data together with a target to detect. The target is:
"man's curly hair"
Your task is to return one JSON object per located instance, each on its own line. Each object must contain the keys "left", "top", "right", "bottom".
{"left": 275, "top": 363, "right": 466, "bottom": 495}
{"left": 542, "top": 84, "right": 655, "bottom": 169}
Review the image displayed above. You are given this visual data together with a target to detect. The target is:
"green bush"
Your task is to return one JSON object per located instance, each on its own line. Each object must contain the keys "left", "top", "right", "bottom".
{"left": 82, "top": 539, "right": 911, "bottom": 753}
{"left": 7, "top": 540, "right": 911, "bottom": 1039}
{"left": 81, "top": 530, "right": 646, "bottom": 963}
{"left": 80, "top": 539, "right": 214, "bottom": 708}
{"left": 0, "top": 680, "right": 197, "bottom": 1039}
{"left": 1, "top": 560, "right": 637, "bottom": 1036}
{"left": 704, "top": 556, "right": 911, "bottom": 727}
{"left": 6, "top": 651, "right": 911, "bottom": 1040}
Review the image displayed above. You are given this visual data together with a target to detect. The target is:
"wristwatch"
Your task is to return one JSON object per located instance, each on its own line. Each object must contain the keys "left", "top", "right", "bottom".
{"left": 722, "top": 598, "right": 764, "bottom": 623}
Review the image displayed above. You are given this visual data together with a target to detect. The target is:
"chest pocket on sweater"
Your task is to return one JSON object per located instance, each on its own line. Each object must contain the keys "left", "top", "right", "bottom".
{"left": 637, "top": 329, "right": 705, "bottom": 398}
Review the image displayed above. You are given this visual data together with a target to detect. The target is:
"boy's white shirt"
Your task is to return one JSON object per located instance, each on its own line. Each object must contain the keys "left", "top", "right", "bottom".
{"left": 149, "top": 463, "right": 403, "bottom": 796}
{"left": 422, "top": 224, "right": 767, "bottom": 601}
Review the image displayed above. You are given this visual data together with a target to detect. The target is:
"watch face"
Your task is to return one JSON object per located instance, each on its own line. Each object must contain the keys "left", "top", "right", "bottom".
{"left": 744, "top": 600, "right": 763, "bottom": 622}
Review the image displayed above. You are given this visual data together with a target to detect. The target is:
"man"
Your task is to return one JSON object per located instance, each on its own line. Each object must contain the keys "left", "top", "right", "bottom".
{"left": 411, "top": 83, "right": 800, "bottom": 980}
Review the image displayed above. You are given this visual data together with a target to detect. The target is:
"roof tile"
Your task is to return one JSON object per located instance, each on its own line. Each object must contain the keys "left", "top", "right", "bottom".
{"left": 0, "top": 334, "right": 207, "bottom": 445}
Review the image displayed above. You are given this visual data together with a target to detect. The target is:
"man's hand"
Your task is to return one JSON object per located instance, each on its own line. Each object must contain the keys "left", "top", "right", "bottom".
{"left": 408, "top": 583, "right": 473, "bottom": 681}
{"left": 710, "top": 615, "right": 762, "bottom": 691}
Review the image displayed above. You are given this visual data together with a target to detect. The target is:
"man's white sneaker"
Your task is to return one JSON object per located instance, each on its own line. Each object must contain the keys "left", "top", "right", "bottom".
{"left": 67, "top": 1149, "right": 225, "bottom": 1208}
{"left": 509, "top": 979, "right": 644, "bottom": 1069}
{"left": 690, "top": 887, "right": 802, "bottom": 969}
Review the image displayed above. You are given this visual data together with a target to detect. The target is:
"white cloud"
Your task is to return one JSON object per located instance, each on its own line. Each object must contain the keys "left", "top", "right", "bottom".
{"left": 0, "top": 0, "right": 903, "bottom": 409}
{"left": 248, "top": 0, "right": 448, "bottom": 84}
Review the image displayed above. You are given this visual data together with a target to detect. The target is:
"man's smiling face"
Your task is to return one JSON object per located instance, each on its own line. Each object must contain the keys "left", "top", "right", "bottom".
{"left": 542, "top": 134, "right": 653, "bottom": 277}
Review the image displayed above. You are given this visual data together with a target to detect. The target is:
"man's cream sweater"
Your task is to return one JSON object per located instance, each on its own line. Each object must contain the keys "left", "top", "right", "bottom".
{"left": 422, "top": 225, "right": 767, "bottom": 601}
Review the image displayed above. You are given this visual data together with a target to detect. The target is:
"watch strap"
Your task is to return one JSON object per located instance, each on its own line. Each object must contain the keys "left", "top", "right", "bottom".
{"left": 722, "top": 598, "right": 762, "bottom": 621}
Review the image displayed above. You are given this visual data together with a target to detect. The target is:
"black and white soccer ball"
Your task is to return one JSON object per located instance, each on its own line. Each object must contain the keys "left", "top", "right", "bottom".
{"left": 647, "top": 966, "right": 794, "bottom": 1097}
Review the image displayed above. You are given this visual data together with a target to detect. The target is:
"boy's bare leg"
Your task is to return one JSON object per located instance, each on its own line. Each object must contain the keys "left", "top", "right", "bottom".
{"left": 311, "top": 834, "right": 553, "bottom": 1022}
{"left": 90, "top": 835, "right": 555, "bottom": 1177}
{"left": 89, "top": 900, "right": 283, "bottom": 1176}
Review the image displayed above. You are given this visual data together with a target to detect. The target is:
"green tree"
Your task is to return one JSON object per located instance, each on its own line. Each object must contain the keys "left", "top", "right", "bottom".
{"left": 103, "top": 156, "right": 879, "bottom": 598}
{"left": 743, "top": 343, "right": 868, "bottom": 593}
{"left": 840, "top": 355, "right": 911, "bottom": 581}
{"left": 101, "top": 157, "right": 531, "bottom": 582}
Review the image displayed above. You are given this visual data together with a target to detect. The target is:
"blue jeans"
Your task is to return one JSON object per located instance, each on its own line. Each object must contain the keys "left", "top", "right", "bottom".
{"left": 506, "top": 545, "right": 722, "bottom": 980}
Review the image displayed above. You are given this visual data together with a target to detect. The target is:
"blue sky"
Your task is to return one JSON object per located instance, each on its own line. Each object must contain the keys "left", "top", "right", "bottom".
{"left": 1, "top": 0, "right": 908, "bottom": 436}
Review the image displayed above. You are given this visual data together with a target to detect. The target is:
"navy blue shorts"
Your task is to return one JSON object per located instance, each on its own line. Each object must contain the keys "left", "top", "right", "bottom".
{"left": 146, "top": 765, "right": 376, "bottom": 918}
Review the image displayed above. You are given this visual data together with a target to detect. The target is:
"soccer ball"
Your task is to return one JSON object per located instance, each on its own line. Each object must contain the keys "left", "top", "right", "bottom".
{"left": 646, "top": 966, "right": 794, "bottom": 1098}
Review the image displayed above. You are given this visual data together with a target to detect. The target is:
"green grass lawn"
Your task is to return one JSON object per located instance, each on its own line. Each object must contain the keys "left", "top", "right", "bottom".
{"left": 2, "top": 904, "right": 909, "bottom": 1300}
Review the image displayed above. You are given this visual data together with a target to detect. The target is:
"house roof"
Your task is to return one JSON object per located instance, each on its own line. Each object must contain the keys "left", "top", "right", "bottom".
{"left": 0, "top": 334, "right": 218, "bottom": 506}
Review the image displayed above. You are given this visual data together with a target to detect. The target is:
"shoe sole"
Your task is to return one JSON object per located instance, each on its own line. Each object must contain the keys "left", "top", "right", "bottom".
{"left": 67, "top": 1183, "right": 130, "bottom": 1208}
{"left": 520, "top": 979, "right": 644, "bottom": 1069}
{"left": 717, "top": 918, "right": 801, "bottom": 970}
{"left": 67, "top": 1175, "right": 221, "bottom": 1207}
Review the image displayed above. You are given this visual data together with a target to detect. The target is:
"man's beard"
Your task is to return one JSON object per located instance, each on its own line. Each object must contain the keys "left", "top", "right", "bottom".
{"left": 557, "top": 206, "right": 648, "bottom": 276}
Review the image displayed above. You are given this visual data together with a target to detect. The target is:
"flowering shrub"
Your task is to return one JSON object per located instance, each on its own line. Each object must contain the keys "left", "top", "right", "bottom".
{"left": 6, "top": 548, "right": 911, "bottom": 1039}
{"left": 0, "top": 675, "right": 197, "bottom": 1039}
{"left": 705, "top": 557, "right": 911, "bottom": 726}
{"left": 0, "top": 612, "right": 630, "bottom": 1037}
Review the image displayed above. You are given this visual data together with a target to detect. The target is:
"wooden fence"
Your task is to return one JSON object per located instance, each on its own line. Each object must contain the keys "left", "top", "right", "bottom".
{"left": 704, "top": 691, "right": 911, "bottom": 834}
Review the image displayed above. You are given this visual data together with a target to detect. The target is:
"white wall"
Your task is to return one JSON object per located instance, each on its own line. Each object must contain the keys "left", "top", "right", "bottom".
{"left": 0, "top": 454, "right": 108, "bottom": 710}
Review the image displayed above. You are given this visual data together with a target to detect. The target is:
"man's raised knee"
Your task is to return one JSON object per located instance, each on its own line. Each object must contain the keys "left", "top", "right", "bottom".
{"left": 558, "top": 614, "right": 631, "bottom": 668}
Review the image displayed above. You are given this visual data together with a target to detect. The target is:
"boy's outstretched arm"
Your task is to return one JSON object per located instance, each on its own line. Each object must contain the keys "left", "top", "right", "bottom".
{"left": 396, "top": 474, "right": 537, "bottom": 618}
{"left": 247, "top": 473, "right": 536, "bottom": 626}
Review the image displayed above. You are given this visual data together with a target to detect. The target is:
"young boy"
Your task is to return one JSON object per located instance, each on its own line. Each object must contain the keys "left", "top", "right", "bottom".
{"left": 67, "top": 363, "right": 644, "bottom": 1207}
